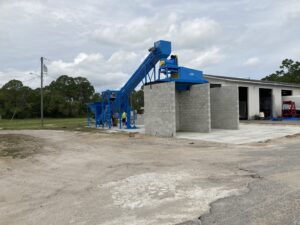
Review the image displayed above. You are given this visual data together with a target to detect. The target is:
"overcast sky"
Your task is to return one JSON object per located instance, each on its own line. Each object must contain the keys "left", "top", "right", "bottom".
{"left": 0, "top": 0, "right": 300, "bottom": 91}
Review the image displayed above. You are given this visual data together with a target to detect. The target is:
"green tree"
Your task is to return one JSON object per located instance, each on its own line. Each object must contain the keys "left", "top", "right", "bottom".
{"left": 0, "top": 80, "right": 34, "bottom": 119}
{"left": 131, "top": 86, "right": 144, "bottom": 112}
{"left": 262, "top": 59, "right": 300, "bottom": 83}
{"left": 92, "top": 92, "right": 102, "bottom": 102}
{"left": 45, "top": 75, "right": 95, "bottom": 117}
{"left": 74, "top": 77, "right": 95, "bottom": 102}
{"left": 0, "top": 75, "right": 120, "bottom": 119}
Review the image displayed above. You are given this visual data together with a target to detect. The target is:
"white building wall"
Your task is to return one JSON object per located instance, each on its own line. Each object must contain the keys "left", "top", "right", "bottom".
{"left": 272, "top": 88, "right": 282, "bottom": 118}
{"left": 206, "top": 77, "right": 300, "bottom": 119}
{"left": 292, "top": 89, "right": 300, "bottom": 95}
{"left": 248, "top": 85, "right": 260, "bottom": 119}
{"left": 248, "top": 86, "right": 300, "bottom": 118}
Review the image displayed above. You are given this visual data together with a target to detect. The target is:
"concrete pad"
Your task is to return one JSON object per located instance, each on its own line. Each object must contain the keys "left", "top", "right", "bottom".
{"left": 94, "top": 123, "right": 300, "bottom": 145}
{"left": 105, "top": 125, "right": 145, "bottom": 133}
{"left": 176, "top": 124, "right": 300, "bottom": 144}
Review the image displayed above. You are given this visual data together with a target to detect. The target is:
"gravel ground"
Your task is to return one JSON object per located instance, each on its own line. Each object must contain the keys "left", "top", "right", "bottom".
{"left": 0, "top": 129, "right": 299, "bottom": 225}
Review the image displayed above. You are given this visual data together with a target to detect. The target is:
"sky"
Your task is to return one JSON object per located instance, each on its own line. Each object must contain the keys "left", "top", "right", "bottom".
{"left": 0, "top": 0, "right": 300, "bottom": 92}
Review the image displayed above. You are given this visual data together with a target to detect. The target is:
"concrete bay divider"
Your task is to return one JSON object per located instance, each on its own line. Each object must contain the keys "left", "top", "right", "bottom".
{"left": 144, "top": 82, "right": 177, "bottom": 137}
{"left": 176, "top": 83, "right": 211, "bottom": 133}
{"left": 210, "top": 85, "right": 239, "bottom": 129}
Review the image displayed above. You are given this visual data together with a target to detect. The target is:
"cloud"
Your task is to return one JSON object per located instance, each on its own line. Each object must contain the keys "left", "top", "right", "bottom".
{"left": 180, "top": 47, "right": 224, "bottom": 69}
{"left": 92, "top": 15, "right": 221, "bottom": 51}
{"left": 243, "top": 57, "right": 260, "bottom": 66}
{"left": 47, "top": 51, "right": 141, "bottom": 91}
{"left": 0, "top": 51, "right": 141, "bottom": 91}
{"left": 172, "top": 18, "right": 221, "bottom": 49}
{"left": 0, "top": 69, "right": 41, "bottom": 88}
{"left": 1, "top": 0, "right": 300, "bottom": 89}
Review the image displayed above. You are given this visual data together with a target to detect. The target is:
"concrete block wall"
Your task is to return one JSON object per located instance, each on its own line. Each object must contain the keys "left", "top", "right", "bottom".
{"left": 176, "top": 83, "right": 211, "bottom": 132}
{"left": 210, "top": 86, "right": 239, "bottom": 129}
{"left": 135, "top": 114, "right": 144, "bottom": 125}
{"left": 175, "top": 91, "right": 180, "bottom": 131}
{"left": 144, "top": 82, "right": 176, "bottom": 137}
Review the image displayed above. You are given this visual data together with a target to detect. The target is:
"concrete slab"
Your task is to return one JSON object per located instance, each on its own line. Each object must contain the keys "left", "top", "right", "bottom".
{"left": 93, "top": 123, "right": 300, "bottom": 145}
{"left": 105, "top": 125, "right": 145, "bottom": 133}
{"left": 176, "top": 124, "right": 300, "bottom": 144}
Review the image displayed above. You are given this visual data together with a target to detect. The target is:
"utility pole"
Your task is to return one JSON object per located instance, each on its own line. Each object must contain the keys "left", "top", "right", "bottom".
{"left": 40, "top": 57, "right": 44, "bottom": 127}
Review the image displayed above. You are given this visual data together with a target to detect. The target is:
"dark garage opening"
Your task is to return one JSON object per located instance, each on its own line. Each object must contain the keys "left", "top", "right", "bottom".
{"left": 282, "top": 90, "right": 293, "bottom": 96}
{"left": 259, "top": 88, "right": 272, "bottom": 118}
{"left": 239, "top": 86, "right": 248, "bottom": 120}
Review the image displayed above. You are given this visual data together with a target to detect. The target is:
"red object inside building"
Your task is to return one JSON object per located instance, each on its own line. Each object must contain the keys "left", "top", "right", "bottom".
{"left": 282, "top": 101, "right": 296, "bottom": 117}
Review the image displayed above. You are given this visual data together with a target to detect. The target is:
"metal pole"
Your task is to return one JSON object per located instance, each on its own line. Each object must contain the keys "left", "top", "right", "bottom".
{"left": 40, "top": 57, "right": 44, "bottom": 127}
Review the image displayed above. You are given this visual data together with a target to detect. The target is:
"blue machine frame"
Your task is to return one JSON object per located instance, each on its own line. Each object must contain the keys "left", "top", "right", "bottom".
{"left": 88, "top": 40, "right": 208, "bottom": 129}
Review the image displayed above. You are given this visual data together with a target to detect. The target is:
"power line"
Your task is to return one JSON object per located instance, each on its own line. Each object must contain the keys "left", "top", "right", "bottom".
{"left": 29, "top": 72, "right": 40, "bottom": 78}
{"left": 22, "top": 76, "right": 39, "bottom": 83}
{"left": 44, "top": 73, "right": 57, "bottom": 80}
{"left": 43, "top": 57, "right": 52, "bottom": 62}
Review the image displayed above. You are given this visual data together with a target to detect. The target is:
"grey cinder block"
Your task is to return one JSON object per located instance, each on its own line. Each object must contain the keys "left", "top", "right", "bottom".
{"left": 210, "top": 85, "right": 239, "bottom": 129}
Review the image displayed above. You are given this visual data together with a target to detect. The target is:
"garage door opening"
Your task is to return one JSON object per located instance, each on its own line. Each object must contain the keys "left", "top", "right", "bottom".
{"left": 259, "top": 88, "right": 272, "bottom": 118}
{"left": 239, "top": 87, "right": 248, "bottom": 120}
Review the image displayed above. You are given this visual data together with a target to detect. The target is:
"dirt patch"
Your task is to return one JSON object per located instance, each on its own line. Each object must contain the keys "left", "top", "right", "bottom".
{"left": 0, "top": 134, "right": 42, "bottom": 159}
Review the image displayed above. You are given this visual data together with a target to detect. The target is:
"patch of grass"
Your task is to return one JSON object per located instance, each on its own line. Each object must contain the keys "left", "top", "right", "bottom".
{"left": 0, "top": 118, "right": 87, "bottom": 130}
{"left": 0, "top": 134, "right": 41, "bottom": 159}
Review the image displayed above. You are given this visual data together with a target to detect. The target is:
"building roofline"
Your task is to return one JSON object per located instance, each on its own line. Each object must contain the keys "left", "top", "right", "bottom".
{"left": 204, "top": 74, "right": 300, "bottom": 88}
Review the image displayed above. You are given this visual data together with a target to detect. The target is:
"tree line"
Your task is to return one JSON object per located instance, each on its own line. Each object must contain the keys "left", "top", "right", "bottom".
{"left": 262, "top": 59, "right": 300, "bottom": 83}
{"left": 0, "top": 75, "right": 144, "bottom": 119}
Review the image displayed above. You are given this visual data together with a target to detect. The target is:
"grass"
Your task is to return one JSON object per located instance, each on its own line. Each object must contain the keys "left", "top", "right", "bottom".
{"left": 0, "top": 118, "right": 87, "bottom": 130}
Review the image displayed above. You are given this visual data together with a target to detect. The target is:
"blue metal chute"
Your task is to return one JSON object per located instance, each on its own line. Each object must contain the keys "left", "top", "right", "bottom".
{"left": 118, "top": 40, "right": 171, "bottom": 97}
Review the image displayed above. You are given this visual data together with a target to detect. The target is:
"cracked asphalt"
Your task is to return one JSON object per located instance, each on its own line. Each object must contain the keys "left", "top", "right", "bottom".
{"left": 181, "top": 136, "right": 300, "bottom": 225}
